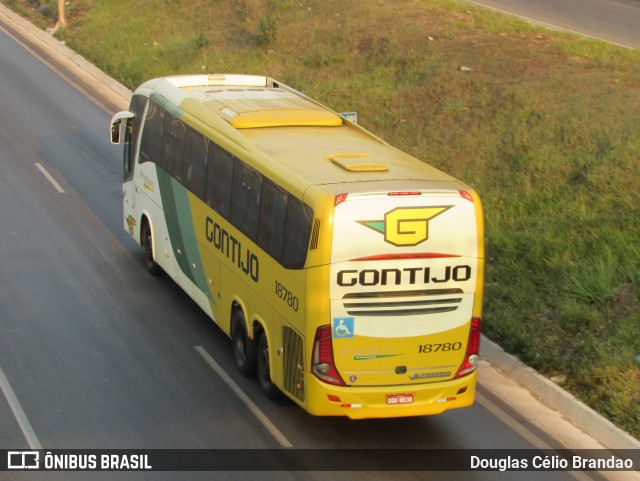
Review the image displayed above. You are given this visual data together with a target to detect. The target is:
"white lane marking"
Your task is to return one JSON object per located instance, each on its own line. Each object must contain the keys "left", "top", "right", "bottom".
{"left": 0, "top": 363, "right": 42, "bottom": 450}
{"left": 35, "top": 162, "right": 66, "bottom": 193}
{"left": 194, "top": 346, "right": 293, "bottom": 448}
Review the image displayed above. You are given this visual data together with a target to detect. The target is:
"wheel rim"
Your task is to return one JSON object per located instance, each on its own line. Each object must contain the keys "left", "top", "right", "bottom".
{"left": 234, "top": 329, "right": 247, "bottom": 366}
{"left": 144, "top": 230, "right": 153, "bottom": 266}
{"left": 258, "top": 342, "right": 270, "bottom": 385}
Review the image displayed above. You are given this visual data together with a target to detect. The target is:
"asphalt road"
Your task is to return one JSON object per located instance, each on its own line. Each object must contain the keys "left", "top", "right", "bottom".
{"left": 0, "top": 9, "right": 619, "bottom": 481}
{"left": 466, "top": 0, "right": 640, "bottom": 48}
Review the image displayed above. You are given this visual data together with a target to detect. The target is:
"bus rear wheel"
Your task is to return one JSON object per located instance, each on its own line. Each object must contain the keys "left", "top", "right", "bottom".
{"left": 232, "top": 310, "right": 257, "bottom": 376}
{"left": 257, "top": 332, "right": 280, "bottom": 399}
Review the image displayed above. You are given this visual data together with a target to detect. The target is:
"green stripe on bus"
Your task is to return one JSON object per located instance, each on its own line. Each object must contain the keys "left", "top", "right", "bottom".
{"left": 172, "top": 182, "right": 210, "bottom": 296}
{"left": 156, "top": 167, "right": 210, "bottom": 298}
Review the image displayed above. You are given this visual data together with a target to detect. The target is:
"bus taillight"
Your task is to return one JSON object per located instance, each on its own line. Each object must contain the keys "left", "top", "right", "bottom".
{"left": 312, "top": 325, "right": 345, "bottom": 386}
{"left": 455, "top": 317, "right": 481, "bottom": 378}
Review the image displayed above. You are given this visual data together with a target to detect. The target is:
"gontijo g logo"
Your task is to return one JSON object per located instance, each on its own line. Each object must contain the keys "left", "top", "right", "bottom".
{"left": 358, "top": 206, "right": 452, "bottom": 246}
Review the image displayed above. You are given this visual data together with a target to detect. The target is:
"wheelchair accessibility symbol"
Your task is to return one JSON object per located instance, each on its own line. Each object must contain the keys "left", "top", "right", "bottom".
{"left": 333, "top": 317, "right": 354, "bottom": 338}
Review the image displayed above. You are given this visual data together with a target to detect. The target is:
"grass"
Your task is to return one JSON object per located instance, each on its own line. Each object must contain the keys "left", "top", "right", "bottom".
{"left": 4, "top": 0, "right": 638, "bottom": 437}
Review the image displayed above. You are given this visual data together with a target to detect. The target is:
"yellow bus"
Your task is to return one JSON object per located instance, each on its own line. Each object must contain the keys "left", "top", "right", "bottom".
{"left": 110, "top": 74, "right": 484, "bottom": 418}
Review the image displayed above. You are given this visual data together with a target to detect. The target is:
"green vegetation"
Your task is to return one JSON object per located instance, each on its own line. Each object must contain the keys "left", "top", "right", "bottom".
{"left": 4, "top": 0, "right": 638, "bottom": 437}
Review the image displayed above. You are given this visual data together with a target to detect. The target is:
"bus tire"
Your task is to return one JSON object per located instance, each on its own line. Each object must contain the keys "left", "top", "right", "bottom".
{"left": 142, "top": 220, "right": 162, "bottom": 276}
{"left": 231, "top": 310, "right": 257, "bottom": 376}
{"left": 257, "top": 331, "right": 280, "bottom": 399}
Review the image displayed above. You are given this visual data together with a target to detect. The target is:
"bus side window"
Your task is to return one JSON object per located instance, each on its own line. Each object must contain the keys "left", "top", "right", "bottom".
{"left": 139, "top": 102, "right": 164, "bottom": 164}
{"left": 282, "top": 196, "right": 313, "bottom": 269}
{"left": 183, "top": 128, "right": 207, "bottom": 199}
{"left": 161, "top": 113, "right": 186, "bottom": 180}
{"left": 258, "top": 179, "right": 287, "bottom": 261}
{"left": 206, "top": 143, "right": 234, "bottom": 218}
{"left": 231, "top": 162, "right": 262, "bottom": 240}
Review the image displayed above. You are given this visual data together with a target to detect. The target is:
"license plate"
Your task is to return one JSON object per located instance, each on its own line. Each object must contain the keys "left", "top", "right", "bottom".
{"left": 386, "top": 393, "right": 414, "bottom": 405}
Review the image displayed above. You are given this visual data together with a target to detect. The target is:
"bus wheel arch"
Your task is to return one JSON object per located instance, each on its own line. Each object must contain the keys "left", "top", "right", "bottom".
{"left": 140, "top": 216, "right": 162, "bottom": 276}
{"left": 257, "top": 329, "right": 280, "bottom": 399}
{"left": 231, "top": 305, "right": 257, "bottom": 376}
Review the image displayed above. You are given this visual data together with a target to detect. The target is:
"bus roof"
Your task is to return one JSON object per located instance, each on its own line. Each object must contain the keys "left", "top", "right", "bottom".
{"left": 137, "top": 74, "right": 461, "bottom": 193}
{"left": 241, "top": 125, "right": 454, "bottom": 187}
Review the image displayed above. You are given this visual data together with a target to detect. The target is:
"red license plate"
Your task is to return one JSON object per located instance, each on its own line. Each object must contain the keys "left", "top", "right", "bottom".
{"left": 386, "top": 393, "right": 414, "bottom": 405}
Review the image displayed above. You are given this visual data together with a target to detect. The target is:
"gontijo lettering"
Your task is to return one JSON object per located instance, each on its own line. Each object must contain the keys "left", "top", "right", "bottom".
{"left": 205, "top": 217, "right": 259, "bottom": 282}
{"left": 337, "top": 265, "right": 472, "bottom": 286}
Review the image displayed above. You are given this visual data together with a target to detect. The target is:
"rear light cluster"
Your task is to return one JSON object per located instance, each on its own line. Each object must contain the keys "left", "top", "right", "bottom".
{"left": 312, "top": 325, "right": 345, "bottom": 386}
{"left": 388, "top": 191, "right": 421, "bottom": 196}
{"left": 351, "top": 252, "right": 458, "bottom": 262}
{"left": 455, "top": 317, "right": 481, "bottom": 378}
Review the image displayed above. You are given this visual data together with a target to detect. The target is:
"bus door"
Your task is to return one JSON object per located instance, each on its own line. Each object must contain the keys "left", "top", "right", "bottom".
{"left": 112, "top": 95, "right": 148, "bottom": 239}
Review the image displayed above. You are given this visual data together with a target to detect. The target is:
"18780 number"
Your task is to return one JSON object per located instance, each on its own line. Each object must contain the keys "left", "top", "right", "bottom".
{"left": 275, "top": 281, "right": 299, "bottom": 312}
{"left": 418, "top": 342, "right": 462, "bottom": 354}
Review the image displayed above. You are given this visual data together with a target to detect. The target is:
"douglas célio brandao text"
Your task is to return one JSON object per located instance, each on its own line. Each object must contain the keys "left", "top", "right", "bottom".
{"left": 470, "top": 454, "right": 635, "bottom": 471}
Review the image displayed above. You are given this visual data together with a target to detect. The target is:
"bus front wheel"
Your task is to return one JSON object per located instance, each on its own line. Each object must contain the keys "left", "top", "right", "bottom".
{"left": 142, "top": 221, "right": 162, "bottom": 276}
{"left": 257, "top": 332, "right": 280, "bottom": 399}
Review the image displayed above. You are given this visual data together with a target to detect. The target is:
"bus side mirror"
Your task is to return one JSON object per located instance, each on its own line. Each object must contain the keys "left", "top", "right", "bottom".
{"left": 110, "top": 111, "right": 135, "bottom": 144}
{"left": 111, "top": 124, "right": 120, "bottom": 144}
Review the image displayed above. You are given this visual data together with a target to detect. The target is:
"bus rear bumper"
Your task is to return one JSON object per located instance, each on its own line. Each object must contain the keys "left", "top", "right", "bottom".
{"left": 305, "top": 372, "right": 477, "bottom": 419}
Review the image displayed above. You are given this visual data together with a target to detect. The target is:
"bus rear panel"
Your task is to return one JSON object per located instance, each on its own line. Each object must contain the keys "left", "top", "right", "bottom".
{"left": 307, "top": 187, "right": 483, "bottom": 418}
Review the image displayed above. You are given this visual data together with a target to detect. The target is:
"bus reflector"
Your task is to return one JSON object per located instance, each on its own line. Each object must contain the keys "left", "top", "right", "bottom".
{"left": 312, "top": 325, "right": 345, "bottom": 386}
{"left": 455, "top": 317, "right": 481, "bottom": 378}
{"left": 459, "top": 190, "right": 473, "bottom": 202}
{"left": 335, "top": 193, "right": 348, "bottom": 206}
